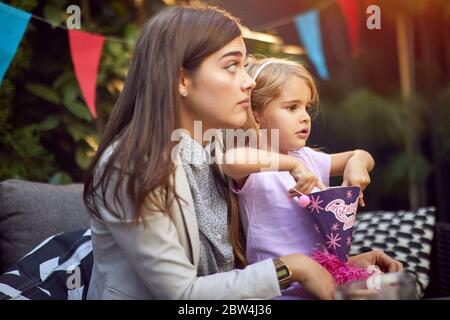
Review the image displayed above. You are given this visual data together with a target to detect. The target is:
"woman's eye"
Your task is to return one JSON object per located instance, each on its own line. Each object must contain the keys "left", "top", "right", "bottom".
{"left": 288, "top": 105, "right": 297, "bottom": 111}
{"left": 226, "top": 63, "right": 238, "bottom": 72}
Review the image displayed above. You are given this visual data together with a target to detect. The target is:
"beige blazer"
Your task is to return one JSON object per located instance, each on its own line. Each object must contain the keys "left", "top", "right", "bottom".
{"left": 86, "top": 143, "right": 280, "bottom": 300}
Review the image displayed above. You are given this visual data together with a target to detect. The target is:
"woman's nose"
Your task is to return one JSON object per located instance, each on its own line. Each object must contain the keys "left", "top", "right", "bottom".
{"left": 241, "top": 71, "right": 256, "bottom": 91}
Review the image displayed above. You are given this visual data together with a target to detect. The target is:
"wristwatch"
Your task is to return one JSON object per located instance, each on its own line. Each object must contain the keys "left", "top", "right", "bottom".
{"left": 273, "top": 257, "right": 293, "bottom": 290}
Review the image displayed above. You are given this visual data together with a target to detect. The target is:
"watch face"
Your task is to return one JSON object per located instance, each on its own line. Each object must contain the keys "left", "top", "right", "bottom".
{"left": 277, "top": 267, "right": 290, "bottom": 280}
{"left": 277, "top": 268, "right": 289, "bottom": 278}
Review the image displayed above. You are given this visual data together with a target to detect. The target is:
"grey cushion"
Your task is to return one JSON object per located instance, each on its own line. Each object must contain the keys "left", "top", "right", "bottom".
{"left": 0, "top": 180, "right": 89, "bottom": 273}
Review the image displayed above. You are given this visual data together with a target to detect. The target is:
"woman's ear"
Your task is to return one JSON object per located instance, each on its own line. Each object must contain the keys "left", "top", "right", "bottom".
{"left": 179, "top": 68, "right": 189, "bottom": 97}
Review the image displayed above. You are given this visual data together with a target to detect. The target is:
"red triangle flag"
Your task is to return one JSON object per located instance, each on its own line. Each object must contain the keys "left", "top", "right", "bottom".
{"left": 337, "top": 0, "right": 360, "bottom": 57}
{"left": 68, "top": 29, "right": 105, "bottom": 119}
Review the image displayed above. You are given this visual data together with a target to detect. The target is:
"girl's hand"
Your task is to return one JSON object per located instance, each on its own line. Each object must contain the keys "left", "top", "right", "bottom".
{"left": 280, "top": 253, "right": 336, "bottom": 300}
{"left": 342, "top": 156, "right": 371, "bottom": 207}
{"left": 288, "top": 161, "right": 326, "bottom": 198}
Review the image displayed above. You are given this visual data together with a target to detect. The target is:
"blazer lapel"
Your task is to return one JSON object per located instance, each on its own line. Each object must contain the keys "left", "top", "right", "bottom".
{"left": 174, "top": 154, "right": 200, "bottom": 267}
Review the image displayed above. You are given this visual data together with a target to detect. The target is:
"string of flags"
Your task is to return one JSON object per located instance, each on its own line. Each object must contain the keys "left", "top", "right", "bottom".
{"left": 0, "top": 0, "right": 373, "bottom": 119}
{"left": 0, "top": 2, "right": 114, "bottom": 119}
{"left": 294, "top": 0, "right": 365, "bottom": 80}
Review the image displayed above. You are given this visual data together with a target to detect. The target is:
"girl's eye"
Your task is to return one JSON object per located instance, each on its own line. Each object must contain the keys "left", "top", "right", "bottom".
{"left": 288, "top": 105, "right": 297, "bottom": 111}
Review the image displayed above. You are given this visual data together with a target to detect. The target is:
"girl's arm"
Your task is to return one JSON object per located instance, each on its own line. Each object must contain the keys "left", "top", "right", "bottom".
{"left": 222, "top": 147, "right": 325, "bottom": 193}
{"left": 330, "top": 149, "right": 375, "bottom": 176}
{"left": 330, "top": 149, "right": 375, "bottom": 207}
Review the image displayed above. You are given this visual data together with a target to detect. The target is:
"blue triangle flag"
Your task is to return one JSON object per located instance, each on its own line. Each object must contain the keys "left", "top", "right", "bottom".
{"left": 295, "top": 10, "right": 329, "bottom": 80}
{"left": 0, "top": 2, "right": 31, "bottom": 85}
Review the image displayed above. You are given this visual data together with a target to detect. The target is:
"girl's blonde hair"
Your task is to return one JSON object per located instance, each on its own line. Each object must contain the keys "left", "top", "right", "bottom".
{"left": 245, "top": 57, "right": 319, "bottom": 132}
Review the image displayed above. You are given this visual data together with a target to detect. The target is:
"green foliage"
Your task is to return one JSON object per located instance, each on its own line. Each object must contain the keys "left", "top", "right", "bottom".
{"left": 9, "top": 0, "right": 37, "bottom": 12}
{"left": 0, "top": 124, "right": 55, "bottom": 182}
{"left": 0, "top": 0, "right": 50, "bottom": 182}
{"left": 337, "top": 89, "right": 407, "bottom": 148}
{"left": 25, "top": 83, "right": 61, "bottom": 104}
{"left": 382, "top": 152, "right": 432, "bottom": 191}
{"left": 319, "top": 87, "right": 437, "bottom": 208}
{"left": 43, "top": 0, "right": 66, "bottom": 28}
{"left": 0, "top": 0, "right": 147, "bottom": 184}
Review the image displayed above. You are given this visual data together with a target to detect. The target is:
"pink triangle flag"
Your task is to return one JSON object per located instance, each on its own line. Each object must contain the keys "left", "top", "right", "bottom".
{"left": 68, "top": 29, "right": 105, "bottom": 119}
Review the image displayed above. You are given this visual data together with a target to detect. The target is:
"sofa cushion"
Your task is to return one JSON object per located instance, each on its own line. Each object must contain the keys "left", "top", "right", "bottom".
{"left": 350, "top": 207, "right": 436, "bottom": 298}
{"left": 0, "top": 229, "right": 92, "bottom": 300}
{"left": 0, "top": 180, "right": 90, "bottom": 273}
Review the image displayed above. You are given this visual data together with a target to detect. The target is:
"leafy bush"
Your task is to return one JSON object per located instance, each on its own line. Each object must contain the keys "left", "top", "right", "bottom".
{"left": 0, "top": 0, "right": 148, "bottom": 184}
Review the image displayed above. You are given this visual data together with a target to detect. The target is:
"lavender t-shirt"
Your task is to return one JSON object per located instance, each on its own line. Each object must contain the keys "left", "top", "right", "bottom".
{"left": 232, "top": 147, "right": 331, "bottom": 299}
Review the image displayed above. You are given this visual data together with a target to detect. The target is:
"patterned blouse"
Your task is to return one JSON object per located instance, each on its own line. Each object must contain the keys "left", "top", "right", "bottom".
{"left": 178, "top": 131, "right": 235, "bottom": 276}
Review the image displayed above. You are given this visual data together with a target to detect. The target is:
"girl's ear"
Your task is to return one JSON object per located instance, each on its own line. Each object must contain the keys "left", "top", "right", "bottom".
{"left": 179, "top": 68, "right": 189, "bottom": 97}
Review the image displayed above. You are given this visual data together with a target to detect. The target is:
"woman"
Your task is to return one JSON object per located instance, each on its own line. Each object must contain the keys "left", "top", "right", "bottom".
{"left": 83, "top": 4, "right": 402, "bottom": 300}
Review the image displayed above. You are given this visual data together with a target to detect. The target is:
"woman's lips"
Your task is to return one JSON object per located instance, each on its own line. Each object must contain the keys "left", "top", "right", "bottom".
{"left": 237, "top": 98, "right": 250, "bottom": 109}
{"left": 237, "top": 102, "right": 250, "bottom": 108}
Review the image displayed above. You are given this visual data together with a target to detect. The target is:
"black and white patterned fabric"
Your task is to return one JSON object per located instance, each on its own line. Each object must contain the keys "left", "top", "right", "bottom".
{"left": 0, "top": 229, "right": 92, "bottom": 300}
{"left": 350, "top": 207, "right": 435, "bottom": 298}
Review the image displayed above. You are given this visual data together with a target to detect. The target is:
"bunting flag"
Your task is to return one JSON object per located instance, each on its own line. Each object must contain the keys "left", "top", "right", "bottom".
{"left": 68, "top": 29, "right": 105, "bottom": 119}
{"left": 0, "top": 0, "right": 365, "bottom": 108}
{"left": 295, "top": 10, "right": 329, "bottom": 80}
{"left": 0, "top": 3, "right": 31, "bottom": 85}
{"left": 337, "top": 0, "right": 360, "bottom": 57}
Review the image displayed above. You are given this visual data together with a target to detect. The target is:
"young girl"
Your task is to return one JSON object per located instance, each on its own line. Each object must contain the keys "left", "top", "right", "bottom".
{"left": 222, "top": 57, "right": 392, "bottom": 299}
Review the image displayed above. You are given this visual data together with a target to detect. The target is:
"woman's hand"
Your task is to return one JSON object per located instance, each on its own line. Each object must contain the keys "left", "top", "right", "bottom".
{"left": 342, "top": 152, "right": 372, "bottom": 207}
{"left": 280, "top": 253, "right": 336, "bottom": 300}
{"left": 348, "top": 250, "right": 404, "bottom": 273}
{"left": 288, "top": 161, "right": 326, "bottom": 198}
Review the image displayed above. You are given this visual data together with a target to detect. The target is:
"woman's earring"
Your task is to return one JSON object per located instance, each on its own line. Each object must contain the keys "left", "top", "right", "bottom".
{"left": 181, "top": 90, "right": 188, "bottom": 97}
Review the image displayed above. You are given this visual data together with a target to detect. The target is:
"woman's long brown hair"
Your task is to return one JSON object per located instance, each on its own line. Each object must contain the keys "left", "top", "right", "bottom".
{"left": 83, "top": 4, "right": 247, "bottom": 267}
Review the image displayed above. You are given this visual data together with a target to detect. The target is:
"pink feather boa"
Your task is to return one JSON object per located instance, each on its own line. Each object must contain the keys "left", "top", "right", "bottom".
{"left": 311, "top": 250, "right": 371, "bottom": 285}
